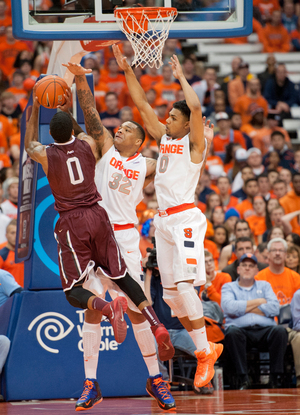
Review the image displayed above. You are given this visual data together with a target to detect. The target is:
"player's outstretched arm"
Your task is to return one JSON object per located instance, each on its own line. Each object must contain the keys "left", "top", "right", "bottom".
{"left": 113, "top": 44, "right": 165, "bottom": 145}
{"left": 24, "top": 85, "right": 48, "bottom": 173}
{"left": 169, "top": 55, "right": 205, "bottom": 163}
{"left": 62, "top": 62, "right": 113, "bottom": 155}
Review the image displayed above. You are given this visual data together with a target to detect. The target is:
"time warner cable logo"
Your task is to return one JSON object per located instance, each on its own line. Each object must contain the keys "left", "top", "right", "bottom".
{"left": 28, "top": 310, "right": 122, "bottom": 353}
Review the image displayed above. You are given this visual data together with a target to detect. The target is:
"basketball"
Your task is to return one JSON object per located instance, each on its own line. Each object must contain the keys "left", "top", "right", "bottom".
{"left": 35, "top": 75, "right": 68, "bottom": 109}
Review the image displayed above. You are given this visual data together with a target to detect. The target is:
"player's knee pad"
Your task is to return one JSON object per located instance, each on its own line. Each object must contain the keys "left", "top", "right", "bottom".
{"left": 82, "top": 321, "right": 101, "bottom": 358}
{"left": 132, "top": 320, "right": 156, "bottom": 356}
{"left": 176, "top": 282, "right": 203, "bottom": 321}
{"left": 65, "top": 285, "right": 94, "bottom": 309}
{"left": 162, "top": 288, "right": 188, "bottom": 319}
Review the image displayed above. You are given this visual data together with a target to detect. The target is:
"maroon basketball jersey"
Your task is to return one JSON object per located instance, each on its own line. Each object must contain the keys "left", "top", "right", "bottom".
{"left": 46, "top": 137, "right": 102, "bottom": 213}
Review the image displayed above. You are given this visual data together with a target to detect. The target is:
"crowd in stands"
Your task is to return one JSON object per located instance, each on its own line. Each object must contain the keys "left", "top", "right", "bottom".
{"left": 0, "top": 0, "right": 300, "bottom": 393}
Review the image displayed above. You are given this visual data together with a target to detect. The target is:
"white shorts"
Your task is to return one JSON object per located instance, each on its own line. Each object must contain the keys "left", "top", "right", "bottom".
{"left": 153, "top": 207, "right": 207, "bottom": 289}
{"left": 91, "top": 227, "right": 144, "bottom": 313}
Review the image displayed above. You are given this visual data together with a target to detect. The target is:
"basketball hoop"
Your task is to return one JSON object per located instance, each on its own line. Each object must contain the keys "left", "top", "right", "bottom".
{"left": 114, "top": 6, "right": 178, "bottom": 69}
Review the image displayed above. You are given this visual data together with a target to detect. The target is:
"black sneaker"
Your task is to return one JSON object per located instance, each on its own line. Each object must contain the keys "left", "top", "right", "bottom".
{"left": 75, "top": 378, "right": 102, "bottom": 411}
{"left": 146, "top": 373, "right": 176, "bottom": 411}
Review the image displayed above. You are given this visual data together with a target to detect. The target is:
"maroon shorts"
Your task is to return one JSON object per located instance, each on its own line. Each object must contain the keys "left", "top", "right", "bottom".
{"left": 54, "top": 204, "right": 127, "bottom": 291}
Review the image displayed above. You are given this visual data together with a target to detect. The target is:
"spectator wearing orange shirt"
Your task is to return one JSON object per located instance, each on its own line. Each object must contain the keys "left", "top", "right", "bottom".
{"left": 262, "top": 10, "right": 291, "bottom": 53}
{"left": 236, "top": 178, "right": 259, "bottom": 220}
{"left": 217, "top": 176, "right": 239, "bottom": 210}
{"left": 204, "top": 238, "right": 220, "bottom": 269}
{"left": 213, "top": 112, "right": 246, "bottom": 160}
{"left": 101, "top": 58, "right": 127, "bottom": 96}
{"left": 91, "top": 67, "right": 110, "bottom": 113}
{"left": 234, "top": 78, "right": 268, "bottom": 126}
{"left": 6, "top": 69, "right": 27, "bottom": 104}
{"left": 153, "top": 64, "right": 181, "bottom": 104}
{"left": 200, "top": 250, "right": 232, "bottom": 306}
{"left": 228, "top": 61, "right": 252, "bottom": 108}
{"left": 256, "top": 238, "right": 300, "bottom": 305}
{"left": 0, "top": 26, "right": 31, "bottom": 79}
{"left": 253, "top": 0, "right": 281, "bottom": 24}
{"left": 241, "top": 108, "right": 271, "bottom": 156}
{"left": 246, "top": 196, "right": 267, "bottom": 245}
{"left": 0, "top": 100, "right": 14, "bottom": 141}
{"left": 154, "top": 98, "right": 169, "bottom": 125}
{"left": 273, "top": 179, "right": 288, "bottom": 199}
{"left": 0, "top": 91, "right": 22, "bottom": 135}
{"left": 0, "top": 219, "right": 24, "bottom": 287}
{"left": 140, "top": 66, "right": 163, "bottom": 91}
{"left": 280, "top": 173, "right": 300, "bottom": 233}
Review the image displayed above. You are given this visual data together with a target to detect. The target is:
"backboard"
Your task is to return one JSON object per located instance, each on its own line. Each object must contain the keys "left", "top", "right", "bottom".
{"left": 12, "top": 0, "right": 252, "bottom": 41}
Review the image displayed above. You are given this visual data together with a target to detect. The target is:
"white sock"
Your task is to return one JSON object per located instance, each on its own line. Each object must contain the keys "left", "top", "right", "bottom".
{"left": 192, "top": 326, "right": 210, "bottom": 354}
{"left": 132, "top": 320, "right": 160, "bottom": 377}
{"left": 188, "top": 329, "right": 197, "bottom": 347}
{"left": 82, "top": 321, "right": 101, "bottom": 379}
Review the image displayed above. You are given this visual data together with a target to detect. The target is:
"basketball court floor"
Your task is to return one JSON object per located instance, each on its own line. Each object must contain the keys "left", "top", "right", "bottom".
{"left": 1, "top": 389, "right": 300, "bottom": 415}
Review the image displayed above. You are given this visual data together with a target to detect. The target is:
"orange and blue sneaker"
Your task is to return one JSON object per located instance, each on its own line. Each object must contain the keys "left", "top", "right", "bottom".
{"left": 146, "top": 374, "right": 176, "bottom": 411}
{"left": 194, "top": 342, "right": 223, "bottom": 388}
{"left": 75, "top": 378, "right": 102, "bottom": 411}
{"left": 151, "top": 324, "right": 175, "bottom": 361}
{"left": 102, "top": 296, "right": 128, "bottom": 344}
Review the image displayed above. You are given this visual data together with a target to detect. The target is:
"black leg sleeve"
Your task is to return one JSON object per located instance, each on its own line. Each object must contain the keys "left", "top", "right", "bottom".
{"left": 114, "top": 272, "right": 148, "bottom": 307}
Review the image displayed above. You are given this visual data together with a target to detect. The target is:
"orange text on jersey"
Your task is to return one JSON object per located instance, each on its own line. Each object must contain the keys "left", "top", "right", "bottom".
{"left": 160, "top": 144, "right": 184, "bottom": 154}
{"left": 110, "top": 157, "right": 140, "bottom": 180}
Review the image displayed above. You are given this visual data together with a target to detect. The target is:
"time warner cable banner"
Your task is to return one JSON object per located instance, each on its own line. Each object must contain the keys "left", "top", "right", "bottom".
{"left": 3, "top": 290, "right": 148, "bottom": 401}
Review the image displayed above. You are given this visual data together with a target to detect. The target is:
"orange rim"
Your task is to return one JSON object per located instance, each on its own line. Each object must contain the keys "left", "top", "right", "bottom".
{"left": 114, "top": 6, "right": 177, "bottom": 19}
{"left": 114, "top": 7, "right": 177, "bottom": 34}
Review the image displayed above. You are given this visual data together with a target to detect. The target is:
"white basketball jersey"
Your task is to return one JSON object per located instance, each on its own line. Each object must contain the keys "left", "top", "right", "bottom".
{"left": 95, "top": 145, "right": 147, "bottom": 225}
{"left": 154, "top": 134, "right": 206, "bottom": 210}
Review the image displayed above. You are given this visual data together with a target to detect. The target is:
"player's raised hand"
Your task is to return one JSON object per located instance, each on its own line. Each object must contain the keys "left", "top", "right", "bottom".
{"left": 169, "top": 55, "right": 184, "bottom": 80}
{"left": 113, "top": 44, "right": 131, "bottom": 71}
{"left": 32, "top": 83, "right": 41, "bottom": 108}
{"left": 62, "top": 62, "right": 92, "bottom": 76}
{"left": 57, "top": 88, "right": 72, "bottom": 112}
{"left": 203, "top": 116, "right": 214, "bottom": 143}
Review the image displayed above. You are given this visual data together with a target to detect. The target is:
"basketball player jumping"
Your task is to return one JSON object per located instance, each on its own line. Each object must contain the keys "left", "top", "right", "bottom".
{"left": 113, "top": 44, "right": 223, "bottom": 389}
{"left": 25, "top": 83, "right": 174, "bottom": 412}
{"left": 60, "top": 62, "right": 176, "bottom": 411}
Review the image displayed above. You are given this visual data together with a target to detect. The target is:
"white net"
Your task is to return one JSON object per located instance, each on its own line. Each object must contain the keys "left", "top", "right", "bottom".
{"left": 114, "top": 7, "right": 177, "bottom": 69}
